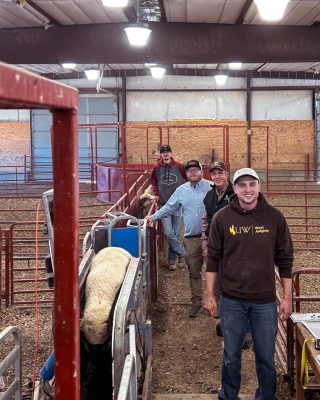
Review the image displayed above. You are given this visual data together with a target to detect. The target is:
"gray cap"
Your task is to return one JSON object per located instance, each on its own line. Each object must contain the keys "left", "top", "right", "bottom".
{"left": 233, "top": 168, "right": 260, "bottom": 184}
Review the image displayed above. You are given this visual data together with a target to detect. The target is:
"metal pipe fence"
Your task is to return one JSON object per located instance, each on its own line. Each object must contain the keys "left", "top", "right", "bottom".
{"left": 266, "top": 192, "right": 320, "bottom": 251}
{"left": 0, "top": 326, "right": 22, "bottom": 400}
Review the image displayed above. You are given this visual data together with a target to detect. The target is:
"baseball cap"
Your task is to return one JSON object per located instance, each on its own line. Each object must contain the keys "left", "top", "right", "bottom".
{"left": 233, "top": 168, "right": 260, "bottom": 184}
{"left": 160, "top": 144, "right": 172, "bottom": 153}
{"left": 185, "top": 160, "right": 202, "bottom": 171}
{"left": 209, "top": 160, "right": 226, "bottom": 172}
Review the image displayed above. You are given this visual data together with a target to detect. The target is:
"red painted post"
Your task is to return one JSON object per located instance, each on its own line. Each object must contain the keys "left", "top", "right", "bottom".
{"left": 24, "top": 154, "right": 27, "bottom": 183}
{"left": 222, "top": 125, "right": 226, "bottom": 163}
{"left": 4, "top": 230, "right": 10, "bottom": 308}
{"left": 305, "top": 193, "right": 309, "bottom": 245}
{"left": 0, "top": 227, "right": 1, "bottom": 310}
{"left": 159, "top": 126, "right": 163, "bottom": 147}
{"left": 225, "top": 125, "right": 230, "bottom": 171}
{"left": 90, "top": 127, "right": 94, "bottom": 192}
{"left": 121, "top": 124, "right": 127, "bottom": 200}
{"left": 52, "top": 108, "right": 80, "bottom": 400}
{"left": 146, "top": 126, "right": 150, "bottom": 165}
{"left": 9, "top": 227, "right": 14, "bottom": 305}
{"left": 95, "top": 127, "right": 98, "bottom": 165}
{"left": 15, "top": 166, "right": 18, "bottom": 195}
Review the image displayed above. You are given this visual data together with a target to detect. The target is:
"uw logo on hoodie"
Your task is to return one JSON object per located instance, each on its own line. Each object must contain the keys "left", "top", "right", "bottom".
{"left": 229, "top": 225, "right": 269, "bottom": 236}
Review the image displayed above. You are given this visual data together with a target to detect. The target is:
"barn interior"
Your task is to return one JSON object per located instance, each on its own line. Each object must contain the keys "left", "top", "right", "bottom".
{"left": 1, "top": 1, "right": 320, "bottom": 399}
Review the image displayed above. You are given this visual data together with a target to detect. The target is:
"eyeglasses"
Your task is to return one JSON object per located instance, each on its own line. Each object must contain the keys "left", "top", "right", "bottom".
{"left": 186, "top": 168, "right": 201, "bottom": 173}
{"left": 210, "top": 170, "right": 225, "bottom": 176}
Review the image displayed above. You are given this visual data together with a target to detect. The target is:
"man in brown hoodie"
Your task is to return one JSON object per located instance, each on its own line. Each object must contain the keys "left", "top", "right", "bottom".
{"left": 205, "top": 167, "right": 293, "bottom": 400}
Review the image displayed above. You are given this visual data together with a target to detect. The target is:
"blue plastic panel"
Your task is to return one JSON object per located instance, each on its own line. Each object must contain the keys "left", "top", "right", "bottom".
{"left": 111, "top": 227, "right": 139, "bottom": 257}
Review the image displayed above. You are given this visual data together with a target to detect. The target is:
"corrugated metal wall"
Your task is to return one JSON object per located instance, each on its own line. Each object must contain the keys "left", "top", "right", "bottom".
{"left": 31, "top": 95, "right": 118, "bottom": 180}
{"left": 126, "top": 89, "right": 312, "bottom": 121}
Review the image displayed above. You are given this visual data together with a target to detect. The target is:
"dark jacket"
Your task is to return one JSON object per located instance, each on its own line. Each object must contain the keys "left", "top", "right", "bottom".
{"left": 206, "top": 193, "right": 293, "bottom": 303}
{"left": 203, "top": 182, "right": 234, "bottom": 237}
{"left": 151, "top": 158, "right": 187, "bottom": 206}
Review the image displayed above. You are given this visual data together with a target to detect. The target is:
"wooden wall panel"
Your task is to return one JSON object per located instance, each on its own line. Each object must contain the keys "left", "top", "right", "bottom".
{"left": 0, "top": 122, "right": 30, "bottom": 168}
{"left": 125, "top": 120, "right": 314, "bottom": 171}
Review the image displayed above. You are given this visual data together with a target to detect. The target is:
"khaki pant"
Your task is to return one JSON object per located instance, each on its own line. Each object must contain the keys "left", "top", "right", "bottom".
{"left": 184, "top": 237, "right": 203, "bottom": 305}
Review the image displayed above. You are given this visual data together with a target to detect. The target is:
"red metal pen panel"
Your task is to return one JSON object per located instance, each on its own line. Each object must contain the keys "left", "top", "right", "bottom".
{"left": 52, "top": 109, "right": 80, "bottom": 400}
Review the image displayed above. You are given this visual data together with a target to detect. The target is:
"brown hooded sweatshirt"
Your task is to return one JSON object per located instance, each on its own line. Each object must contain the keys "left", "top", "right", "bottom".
{"left": 206, "top": 193, "right": 293, "bottom": 303}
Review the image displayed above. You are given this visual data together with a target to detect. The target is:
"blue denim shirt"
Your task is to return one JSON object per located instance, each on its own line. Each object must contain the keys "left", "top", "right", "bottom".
{"left": 152, "top": 178, "right": 212, "bottom": 237}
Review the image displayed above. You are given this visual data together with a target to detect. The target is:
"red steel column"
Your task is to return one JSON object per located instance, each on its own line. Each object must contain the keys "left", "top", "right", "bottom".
{"left": 52, "top": 108, "right": 80, "bottom": 400}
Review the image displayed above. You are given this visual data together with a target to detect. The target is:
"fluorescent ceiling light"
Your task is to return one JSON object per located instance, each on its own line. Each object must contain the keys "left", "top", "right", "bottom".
{"left": 214, "top": 74, "right": 228, "bottom": 85}
{"left": 145, "top": 63, "right": 157, "bottom": 67}
{"left": 124, "top": 26, "right": 151, "bottom": 47}
{"left": 150, "top": 67, "right": 166, "bottom": 79}
{"left": 85, "top": 69, "right": 100, "bottom": 80}
{"left": 254, "top": 0, "right": 290, "bottom": 21}
{"left": 228, "top": 62, "right": 242, "bottom": 69}
{"left": 102, "top": 0, "right": 128, "bottom": 6}
{"left": 62, "top": 63, "right": 76, "bottom": 69}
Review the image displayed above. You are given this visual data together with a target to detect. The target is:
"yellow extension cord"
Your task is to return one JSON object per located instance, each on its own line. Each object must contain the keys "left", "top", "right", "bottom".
{"left": 300, "top": 338, "right": 316, "bottom": 389}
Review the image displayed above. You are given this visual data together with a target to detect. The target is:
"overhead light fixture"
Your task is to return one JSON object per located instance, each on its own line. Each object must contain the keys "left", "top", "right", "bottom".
{"left": 214, "top": 74, "right": 228, "bottom": 85}
{"left": 102, "top": 0, "right": 128, "bottom": 6}
{"left": 145, "top": 63, "right": 157, "bottom": 67}
{"left": 62, "top": 63, "right": 76, "bottom": 69}
{"left": 124, "top": 25, "right": 151, "bottom": 47}
{"left": 150, "top": 67, "right": 166, "bottom": 79}
{"left": 85, "top": 69, "right": 100, "bottom": 80}
{"left": 254, "top": 0, "right": 290, "bottom": 21}
{"left": 124, "top": 0, "right": 151, "bottom": 47}
{"left": 228, "top": 62, "right": 242, "bottom": 69}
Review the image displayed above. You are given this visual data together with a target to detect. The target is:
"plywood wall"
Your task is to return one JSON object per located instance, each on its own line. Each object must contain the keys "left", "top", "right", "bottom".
{"left": 125, "top": 120, "right": 314, "bottom": 170}
{"left": 0, "top": 122, "right": 30, "bottom": 168}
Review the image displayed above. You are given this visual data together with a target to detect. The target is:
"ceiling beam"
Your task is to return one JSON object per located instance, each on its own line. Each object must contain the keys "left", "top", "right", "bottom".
{"left": 42, "top": 67, "right": 320, "bottom": 81}
{"left": 1, "top": 22, "right": 320, "bottom": 64}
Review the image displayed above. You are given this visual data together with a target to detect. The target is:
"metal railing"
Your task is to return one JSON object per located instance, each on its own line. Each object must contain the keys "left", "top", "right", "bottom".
{"left": 275, "top": 268, "right": 320, "bottom": 396}
{"left": 0, "top": 326, "right": 22, "bottom": 400}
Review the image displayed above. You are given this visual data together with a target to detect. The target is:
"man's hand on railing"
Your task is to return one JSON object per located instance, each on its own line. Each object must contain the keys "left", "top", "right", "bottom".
{"left": 145, "top": 215, "right": 155, "bottom": 227}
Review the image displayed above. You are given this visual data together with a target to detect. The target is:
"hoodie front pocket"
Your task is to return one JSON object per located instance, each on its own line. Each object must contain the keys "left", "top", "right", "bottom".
{"left": 222, "top": 259, "right": 274, "bottom": 298}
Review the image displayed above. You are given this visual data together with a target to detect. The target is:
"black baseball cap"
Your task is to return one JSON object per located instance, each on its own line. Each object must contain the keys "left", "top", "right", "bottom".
{"left": 209, "top": 160, "right": 227, "bottom": 172}
{"left": 160, "top": 144, "right": 172, "bottom": 153}
{"left": 185, "top": 160, "right": 202, "bottom": 171}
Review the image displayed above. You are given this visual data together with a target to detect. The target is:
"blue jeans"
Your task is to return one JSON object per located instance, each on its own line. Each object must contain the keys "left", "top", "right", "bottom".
{"left": 161, "top": 214, "right": 184, "bottom": 262}
{"left": 218, "top": 296, "right": 278, "bottom": 400}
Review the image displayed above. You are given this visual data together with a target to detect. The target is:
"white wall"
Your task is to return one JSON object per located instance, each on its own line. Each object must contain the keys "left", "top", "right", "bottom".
{"left": 251, "top": 90, "right": 312, "bottom": 120}
{"left": 54, "top": 76, "right": 315, "bottom": 122}
{"left": 0, "top": 109, "right": 30, "bottom": 121}
{"left": 127, "top": 91, "right": 246, "bottom": 121}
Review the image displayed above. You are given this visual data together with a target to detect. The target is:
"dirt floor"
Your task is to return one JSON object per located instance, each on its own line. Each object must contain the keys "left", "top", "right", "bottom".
{"left": 1, "top": 187, "right": 320, "bottom": 399}
{"left": 1, "top": 250, "right": 320, "bottom": 399}
{"left": 150, "top": 249, "right": 320, "bottom": 399}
